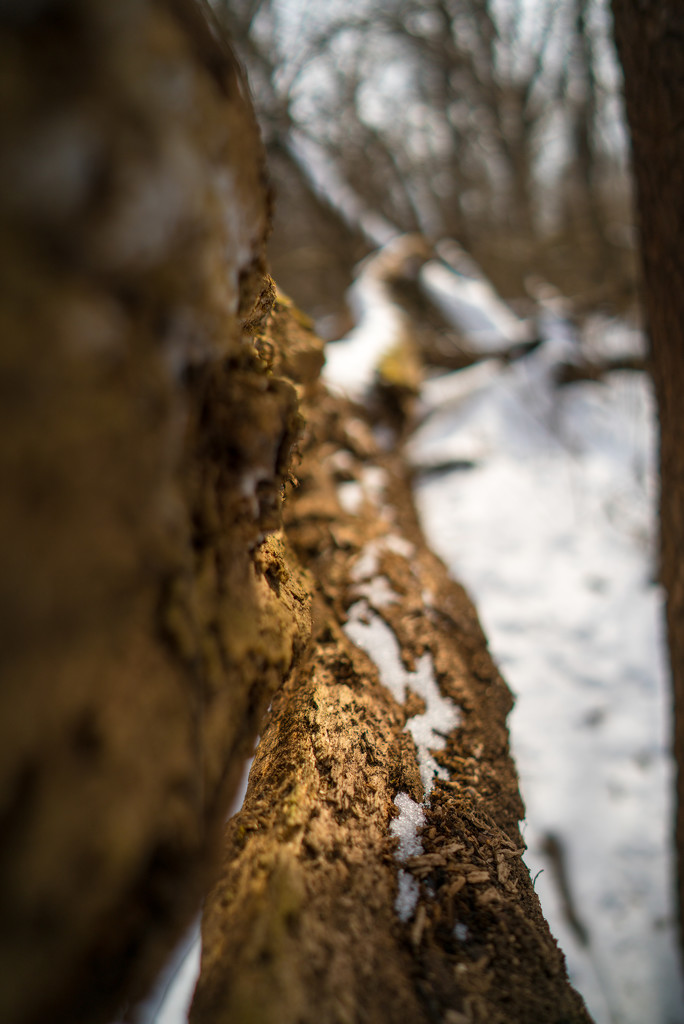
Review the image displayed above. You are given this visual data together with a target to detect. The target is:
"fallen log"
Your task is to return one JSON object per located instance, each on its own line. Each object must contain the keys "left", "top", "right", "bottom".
{"left": 190, "top": 307, "right": 593, "bottom": 1024}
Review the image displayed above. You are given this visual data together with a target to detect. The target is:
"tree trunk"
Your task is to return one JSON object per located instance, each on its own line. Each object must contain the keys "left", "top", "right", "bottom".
{"left": 611, "top": 0, "right": 684, "bottom": 959}
{"left": 0, "top": 3, "right": 313, "bottom": 1022}
{"left": 190, "top": 338, "right": 593, "bottom": 1023}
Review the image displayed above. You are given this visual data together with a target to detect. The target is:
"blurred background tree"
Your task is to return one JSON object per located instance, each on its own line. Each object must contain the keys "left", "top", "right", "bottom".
{"left": 213, "top": 0, "right": 636, "bottom": 335}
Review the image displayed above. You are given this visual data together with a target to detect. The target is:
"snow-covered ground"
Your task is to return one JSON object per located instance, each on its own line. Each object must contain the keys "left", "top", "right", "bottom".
{"left": 409, "top": 307, "right": 684, "bottom": 1024}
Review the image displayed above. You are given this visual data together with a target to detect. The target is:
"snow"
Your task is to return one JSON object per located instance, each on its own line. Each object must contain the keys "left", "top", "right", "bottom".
{"left": 129, "top": 929, "right": 201, "bottom": 1024}
{"left": 353, "top": 575, "right": 400, "bottom": 608}
{"left": 322, "top": 265, "right": 408, "bottom": 400}
{"left": 337, "top": 465, "right": 389, "bottom": 516}
{"left": 345, "top": 533, "right": 461, "bottom": 922}
{"left": 322, "top": 235, "right": 430, "bottom": 400}
{"left": 337, "top": 480, "right": 365, "bottom": 515}
{"left": 421, "top": 248, "right": 531, "bottom": 350}
{"left": 345, "top": 600, "right": 460, "bottom": 792}
{"left": 403, "top": 653, "right": 460, "bottom": 788}
{"left": 350, "top": 535, "right": 414, "bottom": 583}
{"left": 391, "top": 792, "right": 427, "bottom": 861}
{"left": 410, "top": 313, "right": 684, "bottom": 1024}
{"left": 390, "top": 793, "right": 427, "bottom": 922}
{"left": 240, "top": 466, "right": 273, "bottom": 518}
{"left": 394, "top": 869, "right": 422, "bottom": 924}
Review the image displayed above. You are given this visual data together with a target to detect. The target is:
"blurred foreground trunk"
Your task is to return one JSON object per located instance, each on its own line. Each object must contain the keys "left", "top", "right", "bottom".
{"left": 611, "top": 0, "right": 684, "bottom": 962}
{"left": 0, "top": 2, "right": 592, "bottom": 1022}
{"left": 0, "top": 3, "right": 312, "bottom": 1021}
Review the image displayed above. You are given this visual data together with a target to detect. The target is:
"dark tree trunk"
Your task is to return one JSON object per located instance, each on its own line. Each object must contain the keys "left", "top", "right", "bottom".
{"left": 611, "top": 0, "right": 684, "bottom": 959}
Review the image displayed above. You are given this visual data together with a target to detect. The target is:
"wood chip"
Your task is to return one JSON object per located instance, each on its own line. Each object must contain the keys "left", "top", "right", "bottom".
{"left": 407, "top": 852, "right": 447, "bottom": 869}
{"left": 440, "top": 841, "right": 466, "bottom": 856}
{"left": 466, "top": 870, "right": 490, "bottom": 884}
{"left": 444, "top": 1011, "right": 470, "bottom": 1024}
{"left": 447, "top": 876, "right": 466, "bottom": 896}
{"left": 411, "top": 903, "right": 427, "bottom": 947}
{"left": 477, "top": 887, "right": 502, "bottom": 906}
{"left": 497, "top": 858, "right": 510, "bottom": 884}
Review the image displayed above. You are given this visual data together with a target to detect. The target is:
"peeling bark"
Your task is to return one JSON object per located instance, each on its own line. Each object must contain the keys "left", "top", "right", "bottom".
{"left": 191, "top": 352, "right": 593, "bottom": 1023}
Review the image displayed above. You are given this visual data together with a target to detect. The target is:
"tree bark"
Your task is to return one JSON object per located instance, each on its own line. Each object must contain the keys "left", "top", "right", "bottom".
{"left": 190, "top": 336, "right": 593, "bottom": 1023}
{"left": 0, "top": 3, "right": 314, "bottom": 1022}
{"left": 611, "top": 0, "right": 684, "bottom": 959}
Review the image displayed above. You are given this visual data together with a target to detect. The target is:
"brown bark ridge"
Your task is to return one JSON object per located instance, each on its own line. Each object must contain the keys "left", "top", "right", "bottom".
{"left": 0, "top": 3, "right": 314, "bottom": 1023}
{"left": 611, "top": 0, "right": 684, "bottom": 957}
{"left": 190, "top": 340, "right": 593, "bottom": 1022}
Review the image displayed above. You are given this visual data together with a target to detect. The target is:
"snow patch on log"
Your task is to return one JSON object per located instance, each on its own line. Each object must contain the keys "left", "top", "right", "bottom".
{"left": 351, "top": 534, "right": 414, "bottom": 581}
{"left": 354, "top": 576, "right": 400, "bottom": 608}
{"left": 346, "top": 535, "right": 460, "bottom": 789}
{"left": 337, "top": 480, "right": 365, "bottom": 515}
{"left": 404, "top": 652, "right": 461, "bottom": 788}
{"left": 344, "top": 556, "right": 461, "bottom": 922}
{"left": 390, "top": 793, "right": 427, "bottom": 923}
{"left": 344, "top": 599, "right": 460, "bottom": 788}
{"left": 323, "top": 266, "right": 410, "bottom": 400}
{"left": 337, "top": 465, "right": 390, "bottom": 517}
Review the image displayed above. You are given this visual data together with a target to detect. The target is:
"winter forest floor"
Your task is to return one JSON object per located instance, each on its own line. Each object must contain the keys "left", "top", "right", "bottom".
{"left": 148, "top": 290, "right": 684, "bottom": 1024}
{"left": 409, "top": 311, "right": 684, "bottom": 1024}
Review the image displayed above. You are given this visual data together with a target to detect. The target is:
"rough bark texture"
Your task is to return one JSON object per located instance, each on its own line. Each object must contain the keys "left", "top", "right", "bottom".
{"left": 190, "top": 360, "right": 593, "bottom": 1023}
{"left": 0, "top": 3, "right": 313, "bottom": 1023}
{"left": 611, "top": 0, "right": 684, "bottom": 955}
